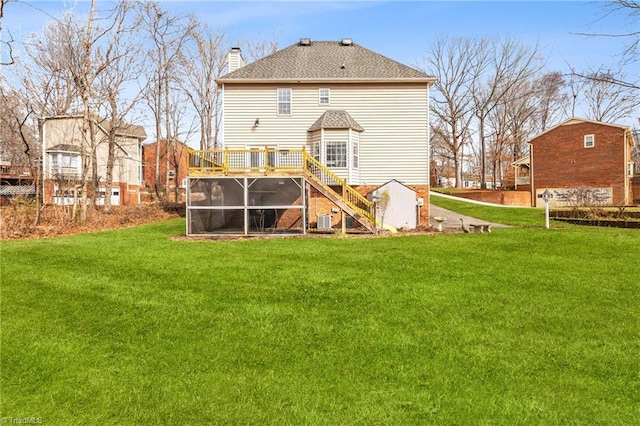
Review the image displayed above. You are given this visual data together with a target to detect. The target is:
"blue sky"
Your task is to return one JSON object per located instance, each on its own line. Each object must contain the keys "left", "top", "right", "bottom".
{"left": 2, "top": 1, "right": 638, "bottom": 128}
{"left": 3, "top": 0, "right": 635, "bottom": 74}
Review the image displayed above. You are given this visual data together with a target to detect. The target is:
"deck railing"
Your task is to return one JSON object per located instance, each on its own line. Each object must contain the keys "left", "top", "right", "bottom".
{"left": 188, "top": 147, "right": 375, "bottom": 224}
{"left": 0, "top": 165, "right": 33, "bottom": 179}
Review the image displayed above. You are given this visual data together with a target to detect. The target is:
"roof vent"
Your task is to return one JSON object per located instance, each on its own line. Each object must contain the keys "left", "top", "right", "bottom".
{"left": 340, "top": 38, "right": 353, "bottom": 46}
{"left": 299, "top": 38, "right": 311, "bottom": 46}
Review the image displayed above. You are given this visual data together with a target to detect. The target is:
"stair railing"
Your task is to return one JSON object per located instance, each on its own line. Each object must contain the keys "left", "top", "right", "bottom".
{"left": 302, "top": 150, "right": 375, "bottom": 223}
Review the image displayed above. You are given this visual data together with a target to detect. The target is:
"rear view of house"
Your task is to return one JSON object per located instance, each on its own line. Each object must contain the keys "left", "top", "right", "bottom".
{"left": 528, "top": 118, "right": 636, "bottom": 207}
{"left": 186, "top": 38, "right": 435, "bottom": 236}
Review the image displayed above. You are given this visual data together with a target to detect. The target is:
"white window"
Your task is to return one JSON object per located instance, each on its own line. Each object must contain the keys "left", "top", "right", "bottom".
{"left": 319, "top": 88, "right": 330, "bottom": 105}
{"left": 312, "top": 141, "right": 320, "bottom": 161}
{"left": 584, "top": 134, "right": 594, "bottom": 148}
{"left": 352, "top": 141, "right": 359, "bottom": 168}
{"left": 326, "top": 141, "right": 347, "bottom": 168}
{"left": 50, "top": 153, "right": 80, "bottom": 175}
{"left": 628, "top": 163, "right": 635, "bottom": 177}
{"left": 277, "top": 88, "right": 291, "bottom": 115}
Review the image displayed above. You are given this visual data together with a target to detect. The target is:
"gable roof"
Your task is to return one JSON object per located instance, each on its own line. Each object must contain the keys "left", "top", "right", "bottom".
{"left": 217, "top": 40, "right": 435, "bottom": 84}
{"left": 308, "top": 110, "right": 364, "bottom": 132}
{"left": 528, "top": 117, "right": 631, "bottom": 144}
{"left": 512, "top": 155, "right": 530, "bottom": 166}
{"left": 44, "top": 115, "right": 147, "bottom": 140}
{"left": 366, "top": 179, "right": 417, "bottom": 196}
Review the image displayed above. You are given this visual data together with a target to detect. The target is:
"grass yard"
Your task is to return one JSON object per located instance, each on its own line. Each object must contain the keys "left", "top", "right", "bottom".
{"left": 1, "top": 212, "right": 639, "bottom": 424}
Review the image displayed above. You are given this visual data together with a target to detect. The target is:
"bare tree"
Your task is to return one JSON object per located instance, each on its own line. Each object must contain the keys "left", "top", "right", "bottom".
{"left": 1, "top": 0, "right": 15, "bottom": 65}
{"left": 138, "top": 1, "right": 195, "bottom": 199}
{"left": 178, "top": 19, "right": 227, "bottom": 150}
{"left": 420, "top": 36, "right": 479, "bottom": 188}
{"left": 573, "top": 0, "right": 639, "bottom": 90}
{"left": 0, "top": 83, "right": 43, "bottom": 224}
{"left": 239, "top": 31, "right": 279, "bottom": 63}
{"left": 578, "top": 70, "right": 640, "bottom": 122}
{"left": 472, "top": 36, "right": 543, "bottom": 188}
{"left": 93, "top": 1, "right": 143, "bottom": 212}
{"left": 533, "top": 72, "right": 569, "bottom": 132}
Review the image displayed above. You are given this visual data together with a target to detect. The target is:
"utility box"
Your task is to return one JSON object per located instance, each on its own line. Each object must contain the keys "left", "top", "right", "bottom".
{"left": 317, "top": 215, "right": 332, "bottom": 230}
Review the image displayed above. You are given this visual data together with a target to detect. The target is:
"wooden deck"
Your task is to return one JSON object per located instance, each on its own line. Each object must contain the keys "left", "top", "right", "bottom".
{"left": 0, "top": 165, "right": 33, "bottom": 182}
{"left": 187, "top": 147, "right": 378, "bottom": 233}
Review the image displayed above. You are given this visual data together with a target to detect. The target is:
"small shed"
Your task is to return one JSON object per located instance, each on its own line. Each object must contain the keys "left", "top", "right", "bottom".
{"left": 369, "top": 180, "right": 417, "bottom": 230}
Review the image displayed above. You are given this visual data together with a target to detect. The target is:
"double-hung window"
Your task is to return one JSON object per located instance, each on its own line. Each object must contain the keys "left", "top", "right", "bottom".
{"left": 319, "top": 88, "right": 330, "bottom": 105}
{"left": 352, "top": 141, "right": 359, "bottom": 168}
{"left": 584, "top": 134, "right": 594, "bottom": 148}
{"left": 277, "top": 88, "right": 291, "bottom": 115}
{"left": 312, "top": 141, "right": 320, "bottom": 161}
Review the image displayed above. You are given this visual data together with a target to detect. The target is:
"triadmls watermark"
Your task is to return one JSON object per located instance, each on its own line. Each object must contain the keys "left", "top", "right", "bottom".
{"left": 0, "top": 417, "right": 43, "bottom": 425}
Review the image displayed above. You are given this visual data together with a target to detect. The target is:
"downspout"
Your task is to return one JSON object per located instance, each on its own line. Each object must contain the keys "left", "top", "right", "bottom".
{"left": 348, "top": 128, "right": 352, "bottom": 184}
{"left": 624, "top": 129, "right": 630, "bottom": 205}
{"left": 41, "top": 118, "right": 47, "bottom": 204}
{"left": 529, "top": 146, "right": 535, "bottom": 207}
{"left": 426, "top": 85, "right": 431, "bottom": 212}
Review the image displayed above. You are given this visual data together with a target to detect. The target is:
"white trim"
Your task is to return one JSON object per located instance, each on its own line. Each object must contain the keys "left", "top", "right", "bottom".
{"left": 318, "top": 88, "right": 330, "bottom": 105}
{"left": 277, "top": 88, "right": 292, "bottom": 116}
{"left": 584, "top": 134, "right": 595, "bottom": 148}
{"left": 528, "top": 117, "right": 631, "bottom": 144}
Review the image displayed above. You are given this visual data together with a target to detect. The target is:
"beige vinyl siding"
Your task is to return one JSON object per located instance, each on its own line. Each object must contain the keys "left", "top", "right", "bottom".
{"left": 43, "top": 118, "right": 142, "bottom": 186}
{"left": 222, "top": 83, "right": 429, "bottom": 185}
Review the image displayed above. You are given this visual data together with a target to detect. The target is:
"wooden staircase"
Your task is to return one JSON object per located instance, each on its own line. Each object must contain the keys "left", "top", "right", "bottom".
{"left": 302, "top": 154, "right": 376, "bottom": 232}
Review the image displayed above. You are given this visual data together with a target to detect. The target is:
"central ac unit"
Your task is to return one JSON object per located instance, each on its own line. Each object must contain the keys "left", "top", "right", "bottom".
{"left": 317, "top": 215, "right": 332, "bottom": 230}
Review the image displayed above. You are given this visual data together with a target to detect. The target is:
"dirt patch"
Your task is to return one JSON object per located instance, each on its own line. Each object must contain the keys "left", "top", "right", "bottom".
{"left": 1, "top": 202, "right": 179, "bottom": 240}
{"left": 170, "top": 224, "right": 450, "bottom": 242}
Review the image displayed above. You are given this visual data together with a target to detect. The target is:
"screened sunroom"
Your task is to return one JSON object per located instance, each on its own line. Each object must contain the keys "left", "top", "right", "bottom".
{"left": 186, "top": 176, "right": 306, "bottom": 236}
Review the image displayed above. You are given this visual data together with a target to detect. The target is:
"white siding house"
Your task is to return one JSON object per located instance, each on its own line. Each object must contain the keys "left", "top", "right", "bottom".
{"left": 186, "top": 38, "right": 435, "bottom": 235}
{"left": 217, "top": 39, "right": 435, "bottom": 187}
{"left": 42, "top": 115, "right": 146, "bottom": 205}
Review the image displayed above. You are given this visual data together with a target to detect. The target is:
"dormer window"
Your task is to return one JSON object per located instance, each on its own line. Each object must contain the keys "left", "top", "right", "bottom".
{"left": 584, "top": 134, "right": 594, "bottom": 148}
{"left": 319, "top": 88, "right": 330, "bottom": 105}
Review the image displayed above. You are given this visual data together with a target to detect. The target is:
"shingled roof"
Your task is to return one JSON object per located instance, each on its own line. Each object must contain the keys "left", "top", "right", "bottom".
{"left": 308, "top": 110, "right": 364, "bottom": 132}
{"left": 217, "top": 40, "right": 435, "bottom": 83}
{"left": 44, "top": 115, "right": 147, "bottom": 140}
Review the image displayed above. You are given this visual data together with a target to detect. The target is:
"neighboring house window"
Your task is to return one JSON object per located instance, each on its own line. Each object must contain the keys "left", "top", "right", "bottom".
{"left": 50, "top": 153, "right": 80, "bottom": 176}
{"left": 628, "top": 163, "right": 635, "bottom": 177}
{"left": 352, "top": 141, "right": 359, "bottom": 168}
{"left": 277, "top": 88, "right": 291, "bottom": 115}
{"left": 312, "top": 141, "right": 320, "bottom": 161}
{"left": 326, "top": 141, "right": 347, "bottom": 168}
{"left": 584, "top": 134, "right": 594, "bottom": 148}
{"left": 319, "top": 88, "right": 330, "bottom": 105}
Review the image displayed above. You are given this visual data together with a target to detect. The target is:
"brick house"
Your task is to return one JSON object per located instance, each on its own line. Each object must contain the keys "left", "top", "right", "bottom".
{"left": 142, "top": 139, "right": 190, "bottom": 200}
{"left": 528, "top": 117, "right": 636, "bottom": 207}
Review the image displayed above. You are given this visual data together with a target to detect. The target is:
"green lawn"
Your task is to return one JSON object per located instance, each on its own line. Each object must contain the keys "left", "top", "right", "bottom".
{"left": 1, "top": 214, "right": 639, "bottom": 424}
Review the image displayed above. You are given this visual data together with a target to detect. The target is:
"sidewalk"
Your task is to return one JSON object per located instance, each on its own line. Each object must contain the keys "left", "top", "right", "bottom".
{"left": 429, "top": 192, "right": 513, "bottom": 230}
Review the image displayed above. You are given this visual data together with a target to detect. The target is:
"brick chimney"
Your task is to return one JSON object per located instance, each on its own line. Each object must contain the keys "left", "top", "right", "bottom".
{"left": 228, "top": 47, "right": 245, "bottom": 73}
